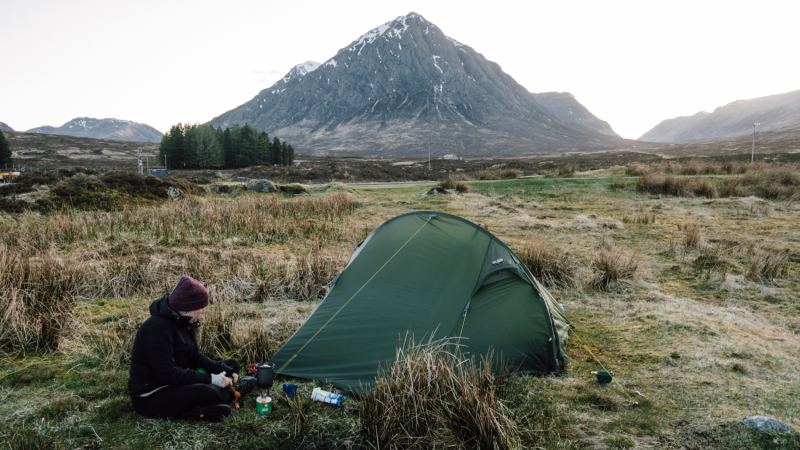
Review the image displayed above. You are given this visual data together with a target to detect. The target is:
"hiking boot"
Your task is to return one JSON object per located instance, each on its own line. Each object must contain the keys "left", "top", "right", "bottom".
{"left": 233, "top": 376, "right": 256, "bottom": 398}
{"left": 181, "top": 404, "right": 231, "bottom": 422}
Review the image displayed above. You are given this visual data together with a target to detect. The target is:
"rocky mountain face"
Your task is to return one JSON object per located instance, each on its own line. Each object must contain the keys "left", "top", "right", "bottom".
{"left": 532, "top": 92, "right": 619, "bottom": 137}
{"left": 0, "top": 122, "right": 13, "bottom": 131}
{"left": 209, "top": 12, "right": 630, "bottom": 156}
{"left": 26, "top": 117, "right": 163, "bottom": 143}
{"left": 640, "top": 89, "right": 800, "bottom": 142}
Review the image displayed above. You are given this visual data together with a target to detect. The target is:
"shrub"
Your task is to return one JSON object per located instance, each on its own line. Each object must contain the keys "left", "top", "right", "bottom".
{"left": 587, "top": 248, "right": 642, "bottom": 290}
{"left": 515, "top": 238, "right": 581, "bottom": 289}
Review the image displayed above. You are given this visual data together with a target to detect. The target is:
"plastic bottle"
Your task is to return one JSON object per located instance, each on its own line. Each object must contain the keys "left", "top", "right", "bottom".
{"left": 311, "top": 387, "right": 345, "bottom": 406}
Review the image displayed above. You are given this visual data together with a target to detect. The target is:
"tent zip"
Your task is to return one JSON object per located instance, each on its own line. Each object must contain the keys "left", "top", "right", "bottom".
{"left": 275, "top": 215, "right": 436, "bottom": 375}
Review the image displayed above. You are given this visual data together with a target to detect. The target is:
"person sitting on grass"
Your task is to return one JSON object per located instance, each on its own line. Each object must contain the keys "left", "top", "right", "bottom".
{"left": 128, "top": 275, "right": 256, "bottom": 422}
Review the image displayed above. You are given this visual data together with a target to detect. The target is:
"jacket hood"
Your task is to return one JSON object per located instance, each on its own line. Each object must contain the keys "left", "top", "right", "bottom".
{"left": 150, "top": 294, "right": 199, "bottom": 329}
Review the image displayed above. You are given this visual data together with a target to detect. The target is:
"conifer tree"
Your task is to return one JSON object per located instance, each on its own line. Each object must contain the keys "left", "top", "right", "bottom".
{"left": 0, "top": 130, "right": 12, "bottom": 167}
{"left": 257, "top": 131, "right": 271, "bottom": 165}
{"left": 157, "top": 123, "right": 185, "bottom": 169}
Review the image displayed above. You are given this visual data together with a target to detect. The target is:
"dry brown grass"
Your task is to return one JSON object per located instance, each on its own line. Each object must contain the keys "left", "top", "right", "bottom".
{"left": 587, "top": 248, "right": 643, "bottom": 290}
{"left": 720, "top": 166, "right": 800, "bottom": 201}
{"left": 0, "top": 245, "right": 85, "bottom": 351}
{"left": 636, "top": 173, "right": 718, "bottom": 198}
{"left": 437, "top": 174, "right": 471, "bottom": 193}
{"left": 359, "top": 340, "right": 518, "bottom": 450}
{"left": 475, "top": 168, "right": 521, "bottom": 180}
{"left": 681, "top": 223, "right": 705, "bottom": 250}
{"left": 744, "top": 247, "right": 790, "bottom": 284}
{"left": 515, "top": 238, "right": 581, "bottom": 289}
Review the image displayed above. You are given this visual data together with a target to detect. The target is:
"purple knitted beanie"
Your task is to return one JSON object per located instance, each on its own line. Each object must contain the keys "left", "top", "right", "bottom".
{"left": 168, "top": 275, "right": 209, "bottom": 311}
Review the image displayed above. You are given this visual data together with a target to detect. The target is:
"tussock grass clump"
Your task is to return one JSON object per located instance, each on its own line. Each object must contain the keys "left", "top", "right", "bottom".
{"left": 437, "top": 174, "right": 471, "bottom": 193}
{"left": 359, "top": 341, "right": 518, "bottom": 450}
{"left": 557, "top": 164, "right": 577, "bottom": 178}
{"left": 476, "top": 168, "right": 521, "bottom": 180}
{"left": 625, "top": 163, "right": 651, "bottom": 176}
{"left": 680, "top": 223, "right": 704, "bottom": 250}
{"left": 693, "top": 245, "right": 731, "bottom": 281}
{"left": 636, "top": 173, "right": 717, "bottom": 198}
{"left": 587, "top": 248, "right": 643, "bottom": 290}
{"left": 744, "top": 247, "right": 790, "bottom": 284}
{"left": 515, "top": 238, "right": 581, "bottom": 289}
{"left": 720, "top": 166, "right": 800, "bottom": 201}
{"left": 0, "top": 245, "right": 85, "bottom": 351}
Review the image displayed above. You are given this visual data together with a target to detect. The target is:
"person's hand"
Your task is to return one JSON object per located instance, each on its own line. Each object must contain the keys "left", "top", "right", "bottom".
{"left": 211, "top": 371, "right": 233, "bottom": 388}
{"left": 232, "top": 372, "right": 239, "bottom": 384}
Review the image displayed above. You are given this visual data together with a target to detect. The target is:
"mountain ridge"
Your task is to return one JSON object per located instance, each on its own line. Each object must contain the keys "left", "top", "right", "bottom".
{"left": 209, "top": 12, "right": 631, "bottom": 156}
{"left": 26, "top": 117, "right": 163, "bottom": 143}
{"left": 639, "top": 89, "right": 800, "bottom": 142}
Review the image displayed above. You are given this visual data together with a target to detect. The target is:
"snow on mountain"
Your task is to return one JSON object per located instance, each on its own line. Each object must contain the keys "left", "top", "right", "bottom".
{"left": 209, "top": 12, "right": 631, "bottom": 156}
{"left": 26, "top": 117, "right": 163, "bottom": 143}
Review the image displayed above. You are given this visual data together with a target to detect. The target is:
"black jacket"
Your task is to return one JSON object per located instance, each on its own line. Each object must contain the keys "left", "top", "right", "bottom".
{"left": 128, "top": 295, "right": 234, "bottom": 396}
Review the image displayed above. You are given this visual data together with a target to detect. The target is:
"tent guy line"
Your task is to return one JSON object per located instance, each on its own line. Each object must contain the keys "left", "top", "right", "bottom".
{"left": 275, "top": 215, "right": 434, "bottom": 375}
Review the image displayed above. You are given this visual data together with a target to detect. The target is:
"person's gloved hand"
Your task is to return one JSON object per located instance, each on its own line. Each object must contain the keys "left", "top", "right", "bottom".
{"left": 211, "top": 371, "right": 232, "bottom": 388}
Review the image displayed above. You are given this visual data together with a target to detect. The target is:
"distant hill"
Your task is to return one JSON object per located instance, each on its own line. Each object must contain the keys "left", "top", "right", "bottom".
{"left": 209, "top": 12, "right": 632, "bottom": 157}
{"left": 0, "top": 122, "right": 13, "bottom": 131}
{"left": 5, "top": 130, "right": 159, "bottom": 172}
{"left": 532, "top": 92, "right": 619, "bottom": 137}
{"left": 639, "top": 89, "right": 800, "bottom": 142}
{"left": 26, "top": 117, "right": 163, "bottom": 143}
{"left": 639, "top": 111, "right": 710, "bottom": 142}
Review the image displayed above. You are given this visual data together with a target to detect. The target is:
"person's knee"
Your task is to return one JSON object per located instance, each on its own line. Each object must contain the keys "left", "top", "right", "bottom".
{"left": 222, "top": 359, "right": 241, "bottom": 374}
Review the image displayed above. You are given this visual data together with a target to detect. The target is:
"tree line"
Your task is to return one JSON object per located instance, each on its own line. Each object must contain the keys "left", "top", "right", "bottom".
{"left": 0, "top": 130, "right": 12, "bottom": 166}
{"left": 157, "top": 123, "right": 295, "bottom": 170}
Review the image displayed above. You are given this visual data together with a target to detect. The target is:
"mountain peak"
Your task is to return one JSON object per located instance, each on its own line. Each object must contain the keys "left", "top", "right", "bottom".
{"left": 209, "top": 13, "right": 628, "bottom": 156}
{"left": 26, "top": 117, "right": 162, "bottom": 143}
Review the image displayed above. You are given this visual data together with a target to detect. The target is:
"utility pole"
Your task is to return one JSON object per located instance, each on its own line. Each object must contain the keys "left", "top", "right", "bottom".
{"left": 751, "top": 123, "right": 760, "bottom": 163}
{"left": 137, "top": 147, "right": 144, "bottom": 175}
{"left": 164, "top": 155, "right": 167, "bottom": 170}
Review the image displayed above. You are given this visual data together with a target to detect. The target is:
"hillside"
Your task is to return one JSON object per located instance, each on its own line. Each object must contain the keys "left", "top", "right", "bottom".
{"left": 532, "top": 92, "right": 619, "bottom": 137}
{"left": 640, "top": 89, "right": 800, "bottom": 142}
{"left": 209, "top": 12, "right": 632, "bottom": 157}
{"left": 0, "top": 122, "right": 13, "bottom": 131}
{"left": 26, "top": 117, "right": 163, "bottom": 143}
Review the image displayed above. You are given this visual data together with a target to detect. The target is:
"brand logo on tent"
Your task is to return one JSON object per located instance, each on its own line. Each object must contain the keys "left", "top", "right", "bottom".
{"left": 491, "top": 258, "right": 504, "bottom": 265}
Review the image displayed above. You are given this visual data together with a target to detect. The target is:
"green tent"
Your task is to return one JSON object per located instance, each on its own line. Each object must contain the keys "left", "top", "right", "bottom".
{"left": 271, "top": 211, "right": 570, "bottom": 390}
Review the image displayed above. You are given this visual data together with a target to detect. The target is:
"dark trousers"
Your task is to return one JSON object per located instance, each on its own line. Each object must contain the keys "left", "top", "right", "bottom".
{"left": 131, "top": 359, "right": 240, "bottom": 419}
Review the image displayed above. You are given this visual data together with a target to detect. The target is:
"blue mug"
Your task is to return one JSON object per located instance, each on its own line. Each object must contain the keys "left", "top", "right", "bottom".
{"left": 283, "top": 383, "right": 298, "bottom": 397}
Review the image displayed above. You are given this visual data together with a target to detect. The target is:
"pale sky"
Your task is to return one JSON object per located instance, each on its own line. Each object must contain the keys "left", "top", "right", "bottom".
{"left": 2, "top": 0, "right": 798, "bottom": 140}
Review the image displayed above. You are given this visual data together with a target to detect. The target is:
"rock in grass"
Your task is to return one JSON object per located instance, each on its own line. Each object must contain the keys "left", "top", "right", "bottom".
{"left": 213, "top": 172, "right": 223, "bottom": 179}
{"left": 742, "top": 416, "right": 792, "bottom": 433}
{"left": 245, "top": 179, "right": 277, "bottom": 193}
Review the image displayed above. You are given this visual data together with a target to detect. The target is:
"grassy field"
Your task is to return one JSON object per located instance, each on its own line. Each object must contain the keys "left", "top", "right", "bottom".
{"left": 1, "top": 167, "right": 799, "bottom": 449}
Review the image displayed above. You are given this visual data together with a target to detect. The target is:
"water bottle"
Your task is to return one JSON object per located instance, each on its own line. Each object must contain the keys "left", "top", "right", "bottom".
{"left": 311, "top": 387, "right": 345, "bottom": 406}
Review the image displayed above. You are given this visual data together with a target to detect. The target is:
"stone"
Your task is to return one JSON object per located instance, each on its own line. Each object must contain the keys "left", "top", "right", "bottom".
{"left": 442, "top": 154, "right": 460, "bottom": 160}
{"left": 235, "top": 177, "right": 248, "bottom": 182}
{"left": 166, "top": 186, "right": 181, "bottom": 201}
{"left": 426, "top": 186, "right": 449, "bottom": 195}
{"left": 245, "top": 179, "right": 277, "bottom": 193}
{"left": 742, "top": 416, "right": 792, "bottom": 433}
{"left": 213, "top": 172, "right": 223, "bottom": 178}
